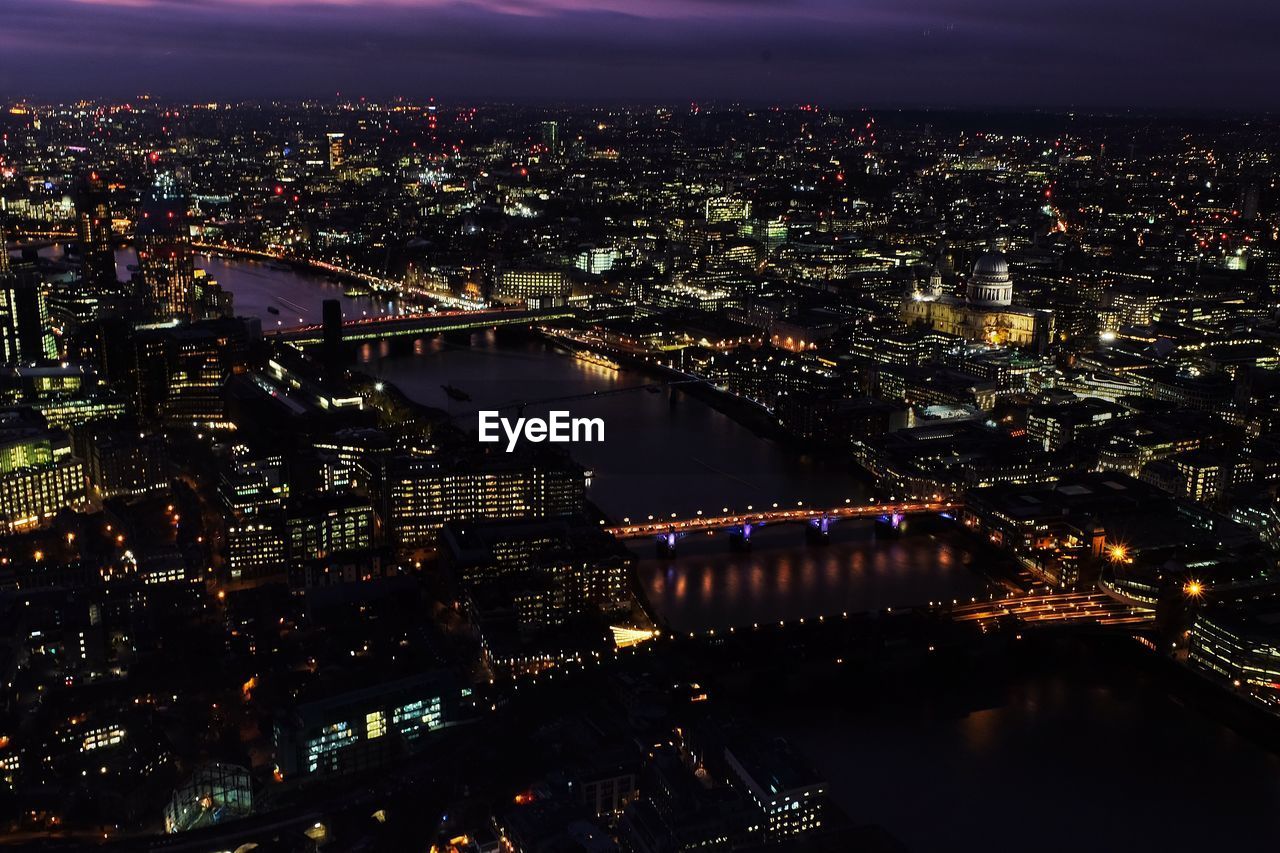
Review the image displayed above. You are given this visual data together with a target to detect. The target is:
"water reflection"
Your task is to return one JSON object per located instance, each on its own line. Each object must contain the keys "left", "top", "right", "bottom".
{"left": 775, "top": 665, "right": 1280, "bottom": 853}
{"left": 634, "top": 524, "right": 986, "bottom": 632}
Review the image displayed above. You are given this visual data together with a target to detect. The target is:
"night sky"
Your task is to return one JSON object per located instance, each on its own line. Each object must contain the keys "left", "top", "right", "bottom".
{"left": 1, "top": 0, "right": 1275, "bottom": 110}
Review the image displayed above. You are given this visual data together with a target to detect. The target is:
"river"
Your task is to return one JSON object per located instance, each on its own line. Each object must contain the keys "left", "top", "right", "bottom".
{"left": 113, "top": 250, "right": 989, "bottom": 629}
{"left": 769, "top": 640, "right": 1280, "bottom": 852}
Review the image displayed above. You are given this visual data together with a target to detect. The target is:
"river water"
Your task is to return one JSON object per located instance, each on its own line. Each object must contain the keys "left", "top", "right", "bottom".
{"left": 772, "top": 647, "right": 1280, "bottom": 852}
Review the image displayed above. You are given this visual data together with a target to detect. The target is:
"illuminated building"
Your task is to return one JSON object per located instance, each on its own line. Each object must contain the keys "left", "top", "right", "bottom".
{"left": 724, "top": 738, "right": 825, "bottom": 842}
{"left": 0, "top": 267, "right": 57, "bottom": 364}
{"left": 575, "top": 247, "right": 616, "bottom": 275}
{"left": 221, "top": 454, "right": 289, "bottom": 583}
{"left": 285, "top": 493, "right": 376, "bottom": 560}
{"left": 704, "top": 196, "right": 752, "bottom": 224}
{"left": 273, "top": 671, "right": 458, "bottom": 778}
{"left": 132, "top": 319, "right": 258, "bottom": 425}
{"left": 193, "top": 269, "right": 233, "bottom": 320}
{"left": 1189, "top": 591, "right": 1280, "bottom": 712}
{"left": 83, "top": 428, "right": 170, "bottom": 498}
{"left": 496, "top": 269, "right": 570, "bottom": 305}
{"left": 226, "top": 517, "right": 286, "bottom": 583}
{"left": 0, "top": 414, "right": 87, "bottom": 534}
{"left": 136, "top": 176, "right": 196, "bottom": 322}
{"left": 965, "top": 472, "right": 1255, "bottom": 589}
{"left": 219, "top": 454, "right": 288, "bottom": 517}
{"left": 315, "top": 427, "right": 392, "bottom": 492}
{"left": 902, "top": 248, "right": 1053, "bottom": 350}
{"left": 73, "top": 170, "right": 117, "bottom": 292}
{"left": 326, "top": 132, "right": 346, "bottom": 170}
{"left": 1026, "top": 397, "right": 1129, "bottom": 451}
{"left": 443, "top": 517, "right": 631, "bottom": 634}
{"left": 540, "top": 120, "right": 560, "bottom": 155}
{"left": 382, "top": 452, "right": 586, "bottom": 549}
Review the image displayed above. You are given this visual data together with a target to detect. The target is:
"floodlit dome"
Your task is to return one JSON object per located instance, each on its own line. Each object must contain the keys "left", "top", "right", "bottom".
{"left": 966, "top": 248, "right": 1013, "bottom": 306}
{"left": 972, "top": 251, "right": 1009, "bottom": 278}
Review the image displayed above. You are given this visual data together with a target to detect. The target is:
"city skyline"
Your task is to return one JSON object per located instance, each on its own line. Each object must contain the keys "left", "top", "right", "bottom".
{"left": 1, "top": 0, "right": 1278, "bottom": 111}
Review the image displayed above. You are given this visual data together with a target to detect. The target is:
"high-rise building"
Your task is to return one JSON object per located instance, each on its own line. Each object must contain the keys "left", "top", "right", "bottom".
{"left": 540, "top": 120, "right": 560, "bottom": 156}
{"left": 326, "top": 132, "right": 345, "bottom": 170}
{"left": 193, "top": 270, "right": 234, "bottom": 320}
{"left": 136, "top": 176, "right": 196, "bottom": 322}
{"left": 73, "top": 171, "right": 117, "bottom": 292}
{"left": 132, "top": 319, "right": 258, "bottom": 425}
{"left": 0, "top": 267, "right": 57, "bottom": 364}
{"left": 81, "top": 426, "right": 170, "bottom": 498}
{"left": 705, "top": 196, "right": 752, "bottom": 223}
{"left": 574, "top": 247, "right": 616, "bottom": 275}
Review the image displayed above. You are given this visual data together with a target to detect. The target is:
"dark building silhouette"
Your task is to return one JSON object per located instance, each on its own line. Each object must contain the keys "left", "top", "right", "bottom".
{"left": 74, "top": 170, "right": 117, "bottom": 292}
{"left": 321, "top": 298, "right": 343, "bottom": 373}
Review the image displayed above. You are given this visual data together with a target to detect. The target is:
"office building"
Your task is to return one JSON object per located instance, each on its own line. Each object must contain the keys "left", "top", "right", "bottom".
{"left": 382, "top": 452, "right": 586, "bottom": 549}
{"left": 273, "top": 671, "right": 458, "bottom": 779}
{"left": 0, "top": 411, "right": 87, "bottom": 534}
{"left": 326, "top": 132, "right": 346, "bottom": 170}
{"left": 0, "top": 268, "right": 57, "bottom": 364}
{"left": 496, "top": 269, "right": 570, "bottom": 305}
{"left": 136, "top": 176, "right": 196, "bottom": 322}
{"left": 724, "top": 738, "right": 825, "bottom": 843}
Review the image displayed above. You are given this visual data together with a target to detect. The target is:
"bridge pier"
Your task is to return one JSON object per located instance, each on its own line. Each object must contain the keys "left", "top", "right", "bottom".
{"left": 874, "top": 511, "right": 905, "bottom": 538}
{"left": 806, "top": 516, "right": 834, "bottom": 545}
{"left": 729, "top": 522, "right": 756, "bottom": 552}
{"left": 656, "top": 530, "right": 679, "bottom": 557}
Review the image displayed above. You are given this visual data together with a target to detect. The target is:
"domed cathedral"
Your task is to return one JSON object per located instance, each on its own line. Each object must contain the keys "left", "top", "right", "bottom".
{"left": 902, "top": 240, "right": 1054, "bottom": 352}
{"left": 966, "top": 250, "right": 1013, "bottom": 306}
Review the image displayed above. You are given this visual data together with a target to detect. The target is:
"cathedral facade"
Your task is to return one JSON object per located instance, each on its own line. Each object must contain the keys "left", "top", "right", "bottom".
{"left": 902, "top": 249, "right": 1053, "bottom": 352}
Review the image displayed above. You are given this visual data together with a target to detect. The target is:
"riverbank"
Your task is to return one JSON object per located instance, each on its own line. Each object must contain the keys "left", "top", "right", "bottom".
{"left": 536, "top": 327, "right": 793, "bottom": 441}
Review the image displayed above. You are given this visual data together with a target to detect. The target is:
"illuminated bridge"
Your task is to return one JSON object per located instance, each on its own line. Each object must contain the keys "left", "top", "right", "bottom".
{"left": 270, "top": 306, "right": 577, "bottom": 345}
{"left": 605, "top": 500, "right": 960, "bottom": 550}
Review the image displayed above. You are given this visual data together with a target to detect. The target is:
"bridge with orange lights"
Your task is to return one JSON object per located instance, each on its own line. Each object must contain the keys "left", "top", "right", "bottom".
{"left": 604, "top": 500, "right": 960, "bottom": 550}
